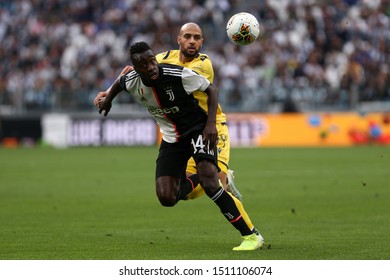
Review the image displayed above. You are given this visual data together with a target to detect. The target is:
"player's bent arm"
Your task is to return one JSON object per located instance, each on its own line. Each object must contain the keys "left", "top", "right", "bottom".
{"left": 205, "top": 83, "right": 218, "bottom": 123}
{"left": 203, "top": 83, "right": 218, "bottom": 147}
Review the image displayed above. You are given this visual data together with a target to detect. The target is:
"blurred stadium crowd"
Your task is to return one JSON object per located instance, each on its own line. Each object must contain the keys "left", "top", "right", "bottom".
{"left": 0, "top": 0, "right": 389, "bottom": 114}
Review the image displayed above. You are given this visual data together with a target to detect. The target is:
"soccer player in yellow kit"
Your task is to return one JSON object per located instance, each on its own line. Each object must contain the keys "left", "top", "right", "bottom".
{"left": 156, "top": 24, "right": 264, "bottom": 249}
{"left": 155, "top": 22, "right": 243, "bottom": 201}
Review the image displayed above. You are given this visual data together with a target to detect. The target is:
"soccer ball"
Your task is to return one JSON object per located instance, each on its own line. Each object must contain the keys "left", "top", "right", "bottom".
{"left": 226, "top": 12, "right": 260, "bottom": 46}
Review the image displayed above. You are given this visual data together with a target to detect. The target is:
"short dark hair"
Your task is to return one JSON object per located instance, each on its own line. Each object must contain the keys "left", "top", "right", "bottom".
{"left": 130, "top": 41, "right": 152, "bottom": 57}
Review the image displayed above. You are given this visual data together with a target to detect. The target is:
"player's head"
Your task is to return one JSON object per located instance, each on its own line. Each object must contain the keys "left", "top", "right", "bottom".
{"left": 130, "top": 42, "right": 159, "bottom": 83}
{"left": 177, "top": 22, "right": 203, "bottom": 59}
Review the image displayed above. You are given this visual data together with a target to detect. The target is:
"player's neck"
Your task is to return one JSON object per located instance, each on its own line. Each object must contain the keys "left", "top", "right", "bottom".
{"left": 179, "top": 53, "right": 195, "bottom": 64}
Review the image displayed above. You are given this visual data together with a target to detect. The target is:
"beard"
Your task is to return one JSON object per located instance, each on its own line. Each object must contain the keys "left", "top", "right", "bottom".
{"left": 182, "top": 48, "right": 198, "bottom": 58}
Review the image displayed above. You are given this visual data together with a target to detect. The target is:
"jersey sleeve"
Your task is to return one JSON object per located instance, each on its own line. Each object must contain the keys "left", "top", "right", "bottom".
{"left": 119, "top": 75, "right": 127, "bottom": 92}
{"left": 181, "top": 67, "right": 210, "bottom": 94}
{"left": 119, "top": 71, "right": 137, "bottom": 93}
{"left": 194, "top": 54, "right": 214, "bottom": 83}
{"left": 155, "top": 52, "right": 164, "bottom": 63}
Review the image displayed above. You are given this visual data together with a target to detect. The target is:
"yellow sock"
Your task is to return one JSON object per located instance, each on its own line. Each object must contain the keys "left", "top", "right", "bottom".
{"left": 228, "top": 192, "right": 254, "bottom": 230}
{"left": 185, "top": 184, "right": 205, "bottom": 200}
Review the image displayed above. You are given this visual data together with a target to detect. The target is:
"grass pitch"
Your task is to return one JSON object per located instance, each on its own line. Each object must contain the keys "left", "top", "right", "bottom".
{"left": 0, "top": 146, "right": 389, "bottom": 260}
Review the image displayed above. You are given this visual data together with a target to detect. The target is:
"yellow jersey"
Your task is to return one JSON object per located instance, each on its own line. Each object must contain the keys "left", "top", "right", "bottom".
{"left": 156, "top": 50, "right": 227, "bottom": 124}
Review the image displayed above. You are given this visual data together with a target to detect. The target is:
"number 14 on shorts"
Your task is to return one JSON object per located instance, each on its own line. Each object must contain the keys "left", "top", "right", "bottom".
{"left": 191, "top": 135, "right": 215, "bottom": 155}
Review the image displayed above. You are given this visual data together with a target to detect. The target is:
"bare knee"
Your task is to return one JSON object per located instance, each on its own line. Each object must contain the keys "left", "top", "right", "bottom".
{"left": 156, "top": 176, "right": 179, "bottom": 207}
{"left": 196, "top": 160, "right": 219, "bottom": 195}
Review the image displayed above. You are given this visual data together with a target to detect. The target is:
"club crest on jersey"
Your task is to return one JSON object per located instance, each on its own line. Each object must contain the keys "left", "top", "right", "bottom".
{"left": 165, "top": 86, "right": 175, "bottom": 101}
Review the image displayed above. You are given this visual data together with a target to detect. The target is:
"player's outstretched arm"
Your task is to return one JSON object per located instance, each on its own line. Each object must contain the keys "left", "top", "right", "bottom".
{"left": 93, "top": 65, "right": 133, "bottom": 107}
{"left": 96, "top": 77, "right": 124, "bottom": 117}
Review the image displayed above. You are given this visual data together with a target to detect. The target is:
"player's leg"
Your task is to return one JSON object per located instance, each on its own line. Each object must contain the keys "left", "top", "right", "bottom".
{"left": 184, "top": 122, "right": 242, "bottom": 201}
{"left": 216, "top": 123, "right": 243, "bottom": 201}
{"left": 184, "top": 157, "right": 205, "bottom": 200}
{"left": 155, "top": 140, "right": 199, "bottom": 206}
{"left": 184, "top": 122, "right": 227, "bottom": 201}
{"left": 196, "top": 159, "right": 264, "bottom": 250}
{"left": 191, "top": 132, "right": 264, "bottom": 250}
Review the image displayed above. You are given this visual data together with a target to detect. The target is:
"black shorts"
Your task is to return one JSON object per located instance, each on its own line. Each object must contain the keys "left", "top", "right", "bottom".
{"left": 155, "top": 129, "right": 219, "bottom": 179}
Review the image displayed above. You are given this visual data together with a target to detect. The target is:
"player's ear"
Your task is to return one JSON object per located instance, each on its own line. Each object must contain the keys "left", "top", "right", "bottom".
{"left": 177, "top": 36, "right": 181, "bottom": 46}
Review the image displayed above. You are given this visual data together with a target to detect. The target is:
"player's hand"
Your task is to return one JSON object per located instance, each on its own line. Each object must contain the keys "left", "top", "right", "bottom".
{"left": 94, "top": 92, "right": 107, "bottom": 107}
{"left": 97, "top": 96, "right": 112, "bottom": 117}
{"left": 203, "top": 122, "right": 218, "bottom": 149}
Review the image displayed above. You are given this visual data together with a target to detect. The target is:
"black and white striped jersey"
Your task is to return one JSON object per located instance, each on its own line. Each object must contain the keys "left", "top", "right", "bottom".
{"left": 119, "top": 64, "right": 211, "bottom": 143}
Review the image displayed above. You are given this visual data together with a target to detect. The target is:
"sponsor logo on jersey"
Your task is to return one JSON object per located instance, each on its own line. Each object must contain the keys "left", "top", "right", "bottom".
{"left": 147, "top": 106, "right": 179, "bottom": 116}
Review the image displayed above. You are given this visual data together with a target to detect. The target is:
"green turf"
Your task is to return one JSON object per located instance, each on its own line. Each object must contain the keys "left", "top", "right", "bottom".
{"left": 0, "top": 146, "right": 389, "bottom": 260}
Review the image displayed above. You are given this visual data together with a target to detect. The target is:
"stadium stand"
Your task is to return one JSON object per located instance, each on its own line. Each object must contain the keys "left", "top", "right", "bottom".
{"left": 0, "top": 0, "right": 389, "bottom": 114}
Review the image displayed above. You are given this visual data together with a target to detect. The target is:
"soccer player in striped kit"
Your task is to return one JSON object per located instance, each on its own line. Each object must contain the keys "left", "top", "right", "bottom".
{"left": 95, "top": 41, "right": 264, "bottom": 250}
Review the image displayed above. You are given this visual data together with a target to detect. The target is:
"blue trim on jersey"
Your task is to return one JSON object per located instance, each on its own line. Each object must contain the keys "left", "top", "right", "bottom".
{"left": 162, "top": 51, "right": 171, "bottom": 60}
